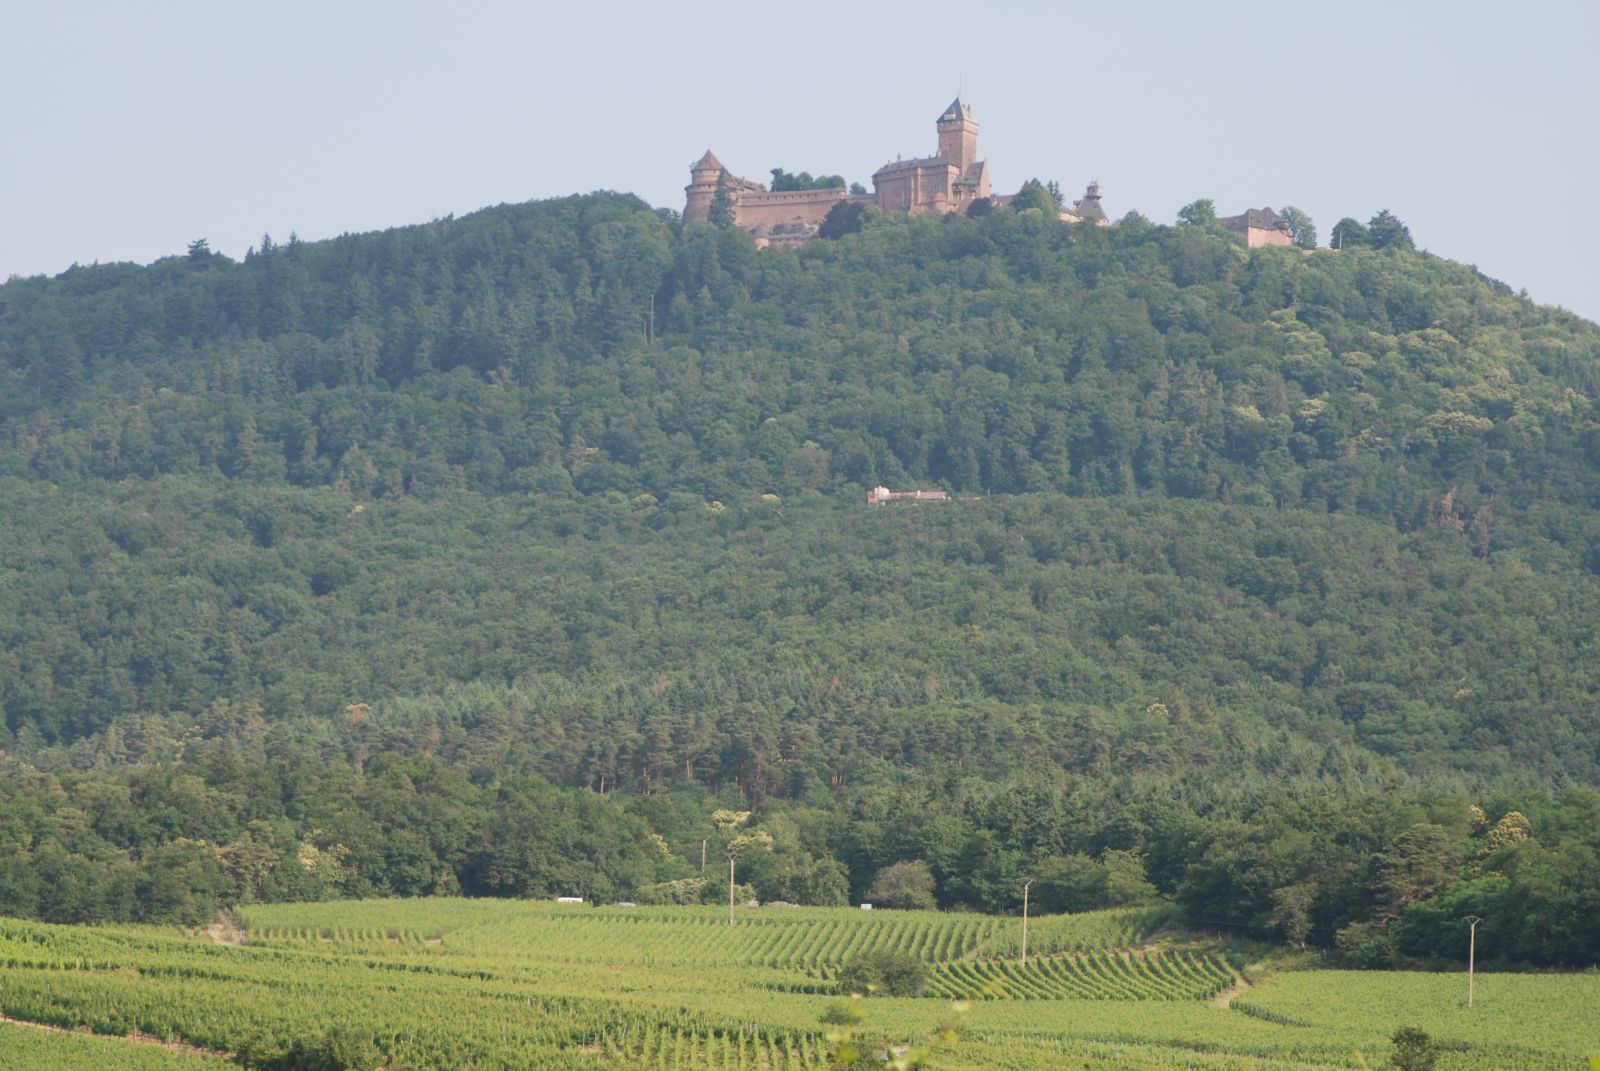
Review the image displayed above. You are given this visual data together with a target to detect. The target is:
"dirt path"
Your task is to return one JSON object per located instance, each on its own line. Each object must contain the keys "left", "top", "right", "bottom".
{"left": 1210, "top": 969, "right": 1253, "bottom": 1008}
{"left": 0, "top": 1012, "right": 234, "bottom": 1060}
{"left": 201, "top": 913, "right": 247, "bottom": 946}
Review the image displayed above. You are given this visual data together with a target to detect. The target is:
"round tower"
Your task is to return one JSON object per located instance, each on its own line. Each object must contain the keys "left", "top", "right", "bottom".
{"left": 684, "top": 149, "right": 725, "bottom": 224}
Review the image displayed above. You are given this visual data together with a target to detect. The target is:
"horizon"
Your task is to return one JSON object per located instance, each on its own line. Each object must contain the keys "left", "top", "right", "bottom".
{"left": 3, "top": 0, "right": 1597, "bottom": 323}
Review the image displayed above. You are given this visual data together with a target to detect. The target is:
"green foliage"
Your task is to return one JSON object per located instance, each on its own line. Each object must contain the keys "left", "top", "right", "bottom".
{"left": 925, "top": 948, "right": 1234, "bottom": 1001}
{"left": 1389, "top": 1026, "right": 1438, "bottom": 1071}
{"left": 1011, "top": 179, "right": 1062, "bottom": 215}
{"left": 770, "top": 169, "right": 848, "bottom": 192}
{"left": 0, "top": 191, "right": 1598, "bottom": 964}
{"left": 1176, "top": 198, "right": 1217, "bottom": 226}
{"left": 1331, "top": 216, "right": 1369, "bottom": 248}
{"left": 867, "top": 861, "right": 937, "bottom": 910}
{"left": 837, "top": 948, "right": 927, "bottom": 996}
{"left": 0, "top": 1023, "right": 231, "bottom": 1069}
{"left": 1368, "top": 209, "right": 1415, "bottom": 250}
{"left": 708, "top": 171, "right": 736, "bottom": 228}
{"left": 1278, "top": 205, "right": 1317, "bottom": 248}
{"left": 0, "top": 904, "right": 1593, "bottom": 1070}
{"left": 818, "top": 199, "right": 868, "bottom": 239}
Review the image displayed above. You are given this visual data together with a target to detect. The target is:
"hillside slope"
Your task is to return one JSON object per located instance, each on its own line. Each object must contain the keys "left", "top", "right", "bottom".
{"left": 0, "top": 194, "right": 1596, "bottom": 961}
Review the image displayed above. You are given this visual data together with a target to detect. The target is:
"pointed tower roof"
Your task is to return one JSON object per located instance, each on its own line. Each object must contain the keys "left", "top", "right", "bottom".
{"left": 691, "top": 149, "right": 724, "bottom": 172}
{"left": 937, "top": 98, "right": 974, "bottom": 124}
{"left": 1071, "top": 180, "right": 1108, "bottom": 223}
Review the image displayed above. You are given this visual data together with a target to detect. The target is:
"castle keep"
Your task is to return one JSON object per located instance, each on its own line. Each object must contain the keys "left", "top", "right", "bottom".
{"left": 684, "top": 99, "right": 1102, "bottom": 247}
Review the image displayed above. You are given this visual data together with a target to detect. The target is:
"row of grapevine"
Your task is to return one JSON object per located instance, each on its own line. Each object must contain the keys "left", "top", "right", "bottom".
{"left": 924, "top": 950, "right": 1234, "bottom": 1001}
{"left": 235, "top": 901, "right": 1157, "bottom": 969}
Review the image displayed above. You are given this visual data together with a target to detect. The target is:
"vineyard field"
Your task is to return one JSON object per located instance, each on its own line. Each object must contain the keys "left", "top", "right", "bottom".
{"left": 0, "top": 901, "right": 1593, "bottom": 1070}
{"left": 0, "top": 1021, "right": 231, "bottom": 1070}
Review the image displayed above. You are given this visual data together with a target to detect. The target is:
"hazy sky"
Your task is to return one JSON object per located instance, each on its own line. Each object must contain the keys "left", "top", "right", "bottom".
{"left": 4, "top": 1, "right": 1596, "bottom": 321}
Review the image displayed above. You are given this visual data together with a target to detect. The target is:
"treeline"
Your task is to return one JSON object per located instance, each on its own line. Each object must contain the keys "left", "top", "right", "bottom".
{"left": 2, "top": 715, "right": 1595, "bottom": 968}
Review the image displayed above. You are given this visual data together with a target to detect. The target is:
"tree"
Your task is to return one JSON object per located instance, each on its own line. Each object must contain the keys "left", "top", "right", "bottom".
{"left": 770, "top": 168, "right": 847, "bottom": 192}
{"left": 1176, "top": 199, "right": 1216, "bottom": 226}
{"left": 1379, "top": 824, "right": 1459, "bottom": 913}
{"left": 1278, "top": 205, "right": 1317, "bottom": 249}
{"left": 1330, "top": 217, "right": 1369, "bottom": 248}
{"left": 819, "top": 200, "right": 868, "bottom": 240}
{"left": 708, "top": 170, "right": 736, "bottom": 229}
{"left": 838, "top": 948, "right": 926, "bottom": 996}
{"left": 713, "top": 809, "right": 772, "bottom": 921}
{"left": 867, "top": 860, "right": 936, "bottom": 910}
{"left": 1390, "top": 1026, "right": 1438, "bottom": 1071}
{"left": 965, "top": 197, "right": 998, "bottom": 218}
{"left": 1270, "top": 883, "right": 1315, "bottom": 949}
{"left": 1012, "top": 179, "right": 1062, "bottom": 215}
{"left": 187, "top": 238, "right": 212, "bottom": 262}
{"left": 1103, "top": 850, "right": 1158, "bottom": 905}
{"left": 1032, "top": 854, "right": 1108, "bottom": 913}
{"left": 1367, "top": 209, "right": 1414, "bottom": 250}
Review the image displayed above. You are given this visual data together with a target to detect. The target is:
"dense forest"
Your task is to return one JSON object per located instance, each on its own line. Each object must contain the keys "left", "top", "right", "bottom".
{"left": 1, "top": 193, "right": 1597, "bottom": 967}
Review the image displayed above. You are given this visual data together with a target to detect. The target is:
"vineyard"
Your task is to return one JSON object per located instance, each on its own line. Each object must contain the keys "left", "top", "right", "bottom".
{"left": 0, "top": 902, "right": 1593, "bottom": 1070}
{"left": 924, "top": 948, "right": 1235, "bottom": 1001}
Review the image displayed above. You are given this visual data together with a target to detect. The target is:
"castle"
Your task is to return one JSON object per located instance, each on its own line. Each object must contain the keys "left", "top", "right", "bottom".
{"left": 684, "top": 98, "right": 1290, "bottom": 251}
{"left": 1218, "top": 207, "right": 1293, "bottom": 248}
{"left": 684, "top": 99, "right": 1106, "bottom": 247}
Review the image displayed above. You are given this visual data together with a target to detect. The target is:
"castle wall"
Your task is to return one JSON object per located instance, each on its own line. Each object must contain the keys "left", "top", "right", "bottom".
{"left": 733, "top": 187, "right": 853, "bottom": 231}
{"left": 875, "top": 164, "right": 956, "bottom": 215}
{"left": 1243, "top": 226, "right": 1292, "bottom": 248}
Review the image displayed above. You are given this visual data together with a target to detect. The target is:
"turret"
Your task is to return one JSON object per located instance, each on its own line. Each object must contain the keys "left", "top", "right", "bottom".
{"left": 935, "top": 98, "right": 979, "bottom": 172}
{"left": 1071, "top": 180, "right": 1108, "bottom": 225}
{"left": 684, "top": 149, "right": 725, "bottom": 224}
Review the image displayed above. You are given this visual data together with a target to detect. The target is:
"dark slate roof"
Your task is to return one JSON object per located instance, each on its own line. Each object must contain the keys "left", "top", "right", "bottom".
{"left": 1219, "top": 207, "right": 1288, "bottom": 231}
{"left": 873, "top": 154, "right": 949, "bottom": 176}
{"left": 938, "top": 97, "right": 974, "bottom": 124}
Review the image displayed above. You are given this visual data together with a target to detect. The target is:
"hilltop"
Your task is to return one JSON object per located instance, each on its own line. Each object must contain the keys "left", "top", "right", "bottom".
{"left": 0, "top": 193, "right": 1597, "bottom": 966}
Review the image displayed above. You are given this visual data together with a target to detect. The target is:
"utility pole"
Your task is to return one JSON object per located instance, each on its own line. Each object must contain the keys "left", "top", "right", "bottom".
{"left": 1462, "top": 915, "right": 1482, "bottom": 1008}
{"left": 1020, "top": 880, "right": 1032, "bottom": 964}
{"left": 728, "top": 852, "right": 736, "bottom": 926}
{"left": 701, "top": 838, "right": 707, "bottom": 872}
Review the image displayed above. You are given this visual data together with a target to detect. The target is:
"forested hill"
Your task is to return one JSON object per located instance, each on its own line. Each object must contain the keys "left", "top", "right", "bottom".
{"left": 5, "top": 194, "right": 1599, "bottom": 561}
{"left": 1, "top": 194, "right": 1598, "bottom": 962}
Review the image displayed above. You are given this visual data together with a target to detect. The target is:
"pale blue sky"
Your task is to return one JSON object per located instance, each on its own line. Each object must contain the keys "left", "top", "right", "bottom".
{"left": 3, "top": 0, "right": 1596, "bottom": 320}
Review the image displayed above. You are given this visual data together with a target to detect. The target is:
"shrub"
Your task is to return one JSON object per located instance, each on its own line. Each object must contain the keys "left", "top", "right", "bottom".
{"left": 838, "top": 949, "right": 926, "bottom": 997}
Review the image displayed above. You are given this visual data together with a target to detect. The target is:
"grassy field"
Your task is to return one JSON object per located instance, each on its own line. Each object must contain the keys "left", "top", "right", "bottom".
{"left": 0, "top": 901, "right": 1593, "bottom": 1069}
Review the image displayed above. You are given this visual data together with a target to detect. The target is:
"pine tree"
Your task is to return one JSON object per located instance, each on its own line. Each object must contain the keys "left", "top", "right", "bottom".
{"left": 708, "top": 170, "right": 736, "bottom": 229}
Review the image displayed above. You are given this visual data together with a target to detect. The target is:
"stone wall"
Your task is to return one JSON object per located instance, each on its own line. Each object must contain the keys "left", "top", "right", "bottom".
{"left": 1243, "top": 226, "right": 1293, "bottom": 248}
{"left": 733, "top": 187, "right": 852, "bottom": 231}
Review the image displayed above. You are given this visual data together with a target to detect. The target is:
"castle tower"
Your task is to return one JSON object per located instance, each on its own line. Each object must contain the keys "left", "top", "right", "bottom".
{"left": 936, "top": 98, "right": 979, "bottom": 171}
{"left": 683, "top": 149, "right": 725, "bottom": 224}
